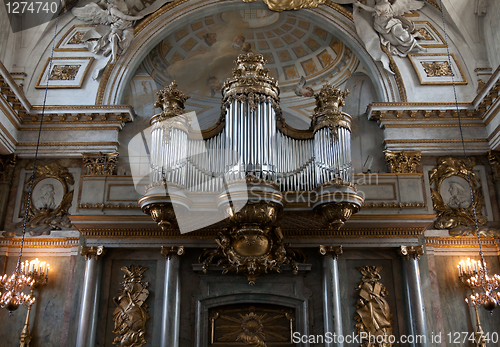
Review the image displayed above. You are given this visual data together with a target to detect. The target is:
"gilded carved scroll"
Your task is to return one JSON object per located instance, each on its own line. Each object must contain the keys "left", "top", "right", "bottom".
{"left": 112, "top": 265, "right": 150, "bottom": 347}
{"left": 355, "top": 266, "right": 393, "bottom": 347}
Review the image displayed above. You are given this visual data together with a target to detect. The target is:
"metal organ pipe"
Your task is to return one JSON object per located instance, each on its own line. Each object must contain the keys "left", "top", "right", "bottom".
{"left": 147, "top": 59, "right": 355, "bottom": 195}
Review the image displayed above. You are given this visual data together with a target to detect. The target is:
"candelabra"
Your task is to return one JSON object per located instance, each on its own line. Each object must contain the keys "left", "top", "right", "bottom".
{"left": 18, "top": 258, "right": 49, "bottom": 347}
{"left": 458, "top": 258, "right": 500, "bottom": 347}
{"left": 0, "top": 268, "right": 35, "bottom": 312}
{"left": 458, "top": 258, "right": 500, "bottom": 312}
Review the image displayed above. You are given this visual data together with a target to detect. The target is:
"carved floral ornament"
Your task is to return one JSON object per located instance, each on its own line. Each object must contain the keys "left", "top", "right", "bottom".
{"left": 7, "top": 161, "right": 75, "bottom": 237}
{"left": 429, "top": 157, "right": 487, "bottom": 232}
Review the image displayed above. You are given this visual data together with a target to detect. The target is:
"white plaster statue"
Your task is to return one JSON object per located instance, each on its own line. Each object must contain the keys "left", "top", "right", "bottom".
{"left": 72, "top": 0, "right": 143, "bottom": 64}
{"left": 352, "top": 0, "right": 426, "bottom": 71}
{"left": 72, "top": 0, "right": 172, "bottom": 77}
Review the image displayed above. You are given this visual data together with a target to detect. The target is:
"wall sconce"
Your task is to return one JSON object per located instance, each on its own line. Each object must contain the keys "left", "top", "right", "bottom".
{"left": 19, "top": 258, "right": 49, "bottom": 347}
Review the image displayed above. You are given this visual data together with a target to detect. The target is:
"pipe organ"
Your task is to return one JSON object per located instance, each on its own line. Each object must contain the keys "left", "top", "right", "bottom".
{"left": 139, "top": 53, "right": 363, "bottom": 283}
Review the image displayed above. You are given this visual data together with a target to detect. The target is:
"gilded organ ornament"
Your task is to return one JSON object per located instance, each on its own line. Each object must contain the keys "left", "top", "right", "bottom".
{"left": 429, "top": 157, "right": 487, "bottom": 231}
{"left": 355, "top": 266, "right": 393, "bottom": 347}
{"left": 384, "top": 150, "right": 421, "bottom": 173}
{"left": 112, "top": 265, "right": 150, "bottom": 347}
{"left": 15, "top": 161, "right": 74, "bottom": 236}
{"left": 311, "top": 83, "right": 350, "bottom": 138}
{"left": 199, "top": 224, "right": 305, "bottom": 285}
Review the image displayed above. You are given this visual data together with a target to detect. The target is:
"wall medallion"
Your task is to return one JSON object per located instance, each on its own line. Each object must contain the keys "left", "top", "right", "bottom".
{"left": 14, "top": 161, "right": 74, "bottom": 235}
{"left": 355, "top": 266, "right": 393, "bottom": 347}
{"left": 429, "top": 157, "right": 487, "bottom": 231}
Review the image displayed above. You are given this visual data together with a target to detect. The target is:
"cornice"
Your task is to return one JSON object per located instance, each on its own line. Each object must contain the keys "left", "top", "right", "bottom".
{"left": 0, "top": 237, "right": 80, "bottom": 248}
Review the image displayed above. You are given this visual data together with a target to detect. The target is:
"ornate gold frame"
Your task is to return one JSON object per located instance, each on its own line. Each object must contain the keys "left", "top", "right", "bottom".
{"left": 429, "top": 157, "right": 487, "bottom": 230}
{"left": 15, "top": 161, "right": 75, "bottom": 236}
{"left": 408, "top": 53, "right": 467, "bottom": 85}
{"left": 35, "top": 57, "right": 94, "bottom": 89}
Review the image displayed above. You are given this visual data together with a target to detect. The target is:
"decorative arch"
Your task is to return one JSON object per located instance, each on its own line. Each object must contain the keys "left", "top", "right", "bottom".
{"left": 96, "top": 0, "right": 404, "bottom": 106}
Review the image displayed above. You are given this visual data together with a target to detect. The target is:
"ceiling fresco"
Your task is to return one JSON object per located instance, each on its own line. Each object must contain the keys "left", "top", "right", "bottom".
{"left": 125, "top": 8, "right": 363, "bottom": 129}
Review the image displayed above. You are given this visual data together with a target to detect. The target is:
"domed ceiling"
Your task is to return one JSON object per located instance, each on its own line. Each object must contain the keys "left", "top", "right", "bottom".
{"left": 126, "top": 8, "right": 362, "bottom": 129}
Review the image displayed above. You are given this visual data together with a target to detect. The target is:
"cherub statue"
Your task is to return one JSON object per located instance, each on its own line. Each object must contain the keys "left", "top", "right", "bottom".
{"left": 353, "top": 0, "right": 426, "bottom": 70}
{"left": 294, "top": 76, "right": 314, "bottom": 97}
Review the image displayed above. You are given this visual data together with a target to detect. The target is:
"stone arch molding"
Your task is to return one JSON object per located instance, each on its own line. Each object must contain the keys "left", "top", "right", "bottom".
{"left": 96, "top": 0, "right": 402, "bottom": 106}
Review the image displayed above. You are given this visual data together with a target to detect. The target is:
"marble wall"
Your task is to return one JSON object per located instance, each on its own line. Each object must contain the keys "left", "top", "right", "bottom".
{"left": 433, "top": 254, "right": 500, "bottom": 345}
{"left": 0, "top": 251, "right": 84, "bottom": 347}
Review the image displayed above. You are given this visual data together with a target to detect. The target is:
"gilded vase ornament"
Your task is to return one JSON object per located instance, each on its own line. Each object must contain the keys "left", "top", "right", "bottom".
{"left": 311, "top": 83, "right": 351, "bottom": 138}
{"left": 112, "top": 265, "right": 150, "bottom": 347}
{"left": 355, "top": 266, "right": 393, "bottom": 347}
{"left": 429, "top": 157, "right": 487, "bottom": 231}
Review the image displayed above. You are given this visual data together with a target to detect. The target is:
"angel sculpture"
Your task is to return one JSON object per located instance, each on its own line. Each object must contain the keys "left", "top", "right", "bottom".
{"left": 72, "top": 0, "right": 144, "bottom": 65}
{"left": 353, "top": 0, "right": 426, "bottom": 71}
{"left": 294, "top": 76, "right": 314, "bottom": 97}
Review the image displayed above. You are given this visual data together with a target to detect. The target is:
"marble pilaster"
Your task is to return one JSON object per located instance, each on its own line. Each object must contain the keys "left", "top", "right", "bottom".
{"left": 76, "top": 246, "right": 105, "bottom": 347}
{"left": 320, "top": 245, "right": 343, "bottom": 347}
{"left": 399, "top": 245, "right": 428, "bottom": 347}
{"left": 160, "top": 246, "right": 184, "bottom": 347}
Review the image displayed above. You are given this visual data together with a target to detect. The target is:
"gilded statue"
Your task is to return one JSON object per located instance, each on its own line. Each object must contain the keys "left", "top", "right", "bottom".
{"left": 355, "top": 266, "right": 393, "bottom": 347}
{"left": 112, "top": 266, "right": 150, "bottom": 347}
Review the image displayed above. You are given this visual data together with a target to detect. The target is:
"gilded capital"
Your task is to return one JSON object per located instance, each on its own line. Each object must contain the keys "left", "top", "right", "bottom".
{"left": 81, "top": 245, "right": 105, "bottom": 260}
{"left": 319, "top": 245, "right": 343, "bottom": 258}
{"left": 488, "top": 150, "right": 500, "bottom": 181}
{"left": 384, "top": 150, "right": 421, "bottom": 173}
{"left": 161, "top": 246, "right": 185, "bottom": 259}
{"left": 82, "top": 151, "right": 118, "bottom": 176}
{"left": 398, "top": 245, "right": 424, "bottom": 260}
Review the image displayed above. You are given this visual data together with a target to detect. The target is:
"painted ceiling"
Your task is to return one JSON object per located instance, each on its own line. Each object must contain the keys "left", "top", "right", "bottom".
{"left": 127, "top": 8, "right": 362, "bottom": 129}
